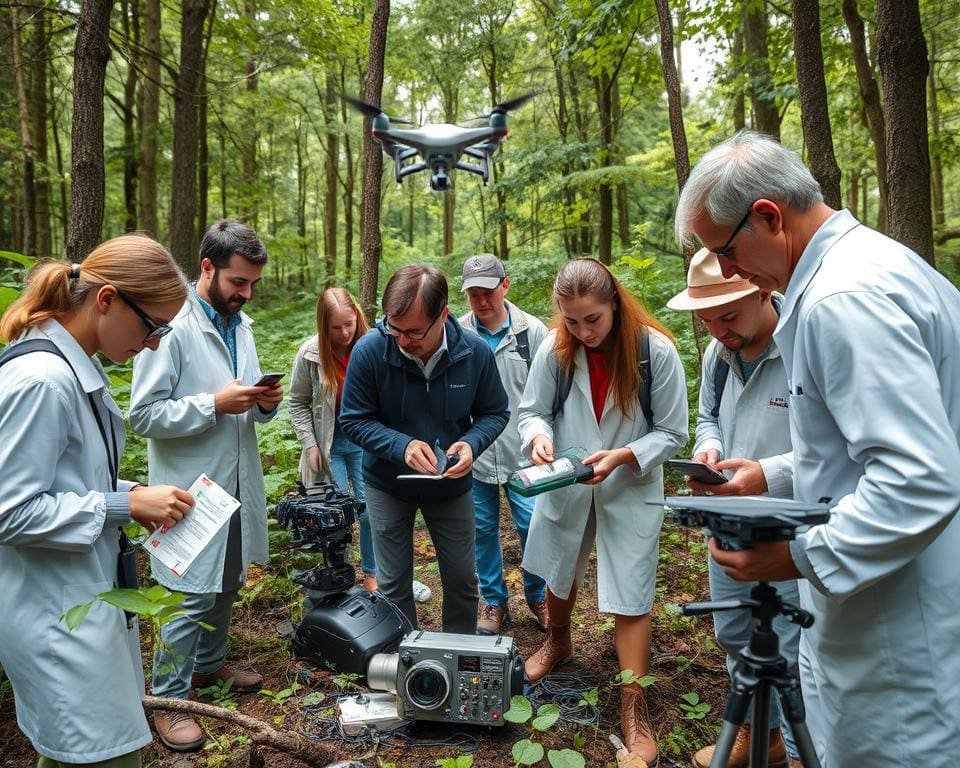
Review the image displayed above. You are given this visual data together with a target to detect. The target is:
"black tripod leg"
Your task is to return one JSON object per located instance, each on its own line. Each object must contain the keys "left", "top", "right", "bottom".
{"left": 709, "top": 681, "right": 755, "bottom": 768}
{"left": 747, "top": 681, "right": 771, "bottom": 768}
{"left": 775, "top": 677, "right": 821, "bottom": 768}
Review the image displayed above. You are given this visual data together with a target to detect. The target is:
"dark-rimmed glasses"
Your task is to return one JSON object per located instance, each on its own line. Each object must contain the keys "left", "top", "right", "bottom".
{"left": 384, "top": 312, "right": 441, "bottom": 341}
{"left": 117, "top": 290, "right": 172, "bottom": 342}
{"left": 712, "top": 207, "right": 753, "bottom": 260}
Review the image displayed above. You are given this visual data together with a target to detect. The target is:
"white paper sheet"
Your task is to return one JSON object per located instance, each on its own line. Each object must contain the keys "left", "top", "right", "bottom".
{"left": 143, "top": 473, "right": 239, "bottom": 577}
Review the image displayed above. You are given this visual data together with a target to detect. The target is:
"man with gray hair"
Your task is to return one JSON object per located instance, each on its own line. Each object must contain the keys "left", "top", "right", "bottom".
{"left": 675, "top": 131, "right": 960, "bottom": 767}
{"left": 340, "top": 264, "right": 509, "bottom": 633}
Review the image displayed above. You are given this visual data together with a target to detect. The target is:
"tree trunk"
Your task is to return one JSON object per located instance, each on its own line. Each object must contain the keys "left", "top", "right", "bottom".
{"left": 121, "top": 0, "right": 140, "bottom": 232}
{"left": 928, "top": 30, "right": 944, "bottom": 229}
{"left": 138, "top": 0, "right": 161, "bottom": 237}
{"left": 842, "top": 0, "right": 888, "bottom": 231}
{"left": 68, "top": 0, "right": 114, "bottom": 262}
{"left": 847, "top": 167, "right": 859, "bottom": 219}
{"left": 239, "top": 0, "right": 258, "bottom": 226}
{"left": 296, "top": 119, "right": 308, "bottom": 285}
{"left": 341, "top": 63, "right": 356, "bottom": 282}
{"left": 742, "top": 0, "right": 779, "bottom": 139}
{"left": 612, "top": 78, "right": 629, "bottom": 249}
{"left": 168, "top": 0, "right": 211, "bottom": 277}
{"left": 50, "top": 75, "right": 69, "bottom": 249}
{"left": 323, "top": 68, "right": 339, "bottom": 284}
{"left": 876, "top": 0, "right": 933, "bottom": 264}
{"left": 441, "top": 88, "right": 457, "bottom": 256}
{"left": 11, "top": 5, "right": 36, "bottom": 256}
{"left": 32, "top": 8, "right": 52, "bottom": 257}
{"left": 594, "top": 73, "right": 613, "bottom": 265}
{"left": 359, "top": 0, "right": 389, "bottom": 323}
{"left": 732, "top": 29, "right": 745, "bottom": 131}
{"left": 791, "top": 0, "right": 841, "bottom": 209}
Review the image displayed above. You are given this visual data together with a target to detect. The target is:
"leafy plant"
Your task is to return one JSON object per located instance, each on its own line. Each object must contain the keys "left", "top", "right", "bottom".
{"left": 331, "top": 672, "right": 362, "bottom": 690}
{"left": 503, "top": 696, "right": 585, "bottom": 767}
{"left": 259, "top": 681, "right": 302, "bottom": 707}
{"left": 679, "top": 691, "right": 711, "bottom": 720}
{"left": 436, "top": 757, "right": 474, "bottom": 768}
{"left": 195, "top": 677, "right": 240, "bottom": 711}
{"left": 614, "top": 669, "right": 656, "bottom": 689}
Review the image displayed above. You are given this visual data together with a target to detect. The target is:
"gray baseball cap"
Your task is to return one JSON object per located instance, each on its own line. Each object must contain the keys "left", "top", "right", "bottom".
{"left": 461, "top": 254, "right": 506, "bottom": 291}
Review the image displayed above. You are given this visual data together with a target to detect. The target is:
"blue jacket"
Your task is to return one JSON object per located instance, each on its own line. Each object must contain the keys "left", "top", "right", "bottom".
{"left": 340, "top": 318, "right": 509, "bottom": 503}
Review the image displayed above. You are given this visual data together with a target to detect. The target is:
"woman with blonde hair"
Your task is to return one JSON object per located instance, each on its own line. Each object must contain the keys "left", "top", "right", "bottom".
{"left": 0, "top": 234, "right": 194, "bottom": 767}
{"left": 517, "top": 258, "right": 688, "bottom": 768}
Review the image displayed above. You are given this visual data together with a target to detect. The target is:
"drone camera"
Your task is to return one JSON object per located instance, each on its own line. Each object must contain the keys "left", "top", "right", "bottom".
{"left": 430, "top": 167, "right": 451, "bottom": 191}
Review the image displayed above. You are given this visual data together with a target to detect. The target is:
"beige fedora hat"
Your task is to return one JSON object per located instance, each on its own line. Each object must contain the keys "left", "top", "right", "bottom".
{"left": 666, "top": 247, "right": 759, "bottom": 311}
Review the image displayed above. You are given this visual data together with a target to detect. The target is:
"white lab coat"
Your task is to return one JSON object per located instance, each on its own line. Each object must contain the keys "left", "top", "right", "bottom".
{"left": 777, "top": 210, "right": 960, "bottom": 767}
{"left": 517, "top": 328, "right": 688, "bottom": 613}
{"left": 129, "top": 294, "right": 275, "bottom": 592}
{"left": 0, "top": 321, "right": 150, "bottom": 762}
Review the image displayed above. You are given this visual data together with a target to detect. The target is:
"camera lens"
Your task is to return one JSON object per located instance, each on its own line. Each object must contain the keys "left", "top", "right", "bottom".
{"left": 404, "top": 660, "right": 450, "bottom": 710}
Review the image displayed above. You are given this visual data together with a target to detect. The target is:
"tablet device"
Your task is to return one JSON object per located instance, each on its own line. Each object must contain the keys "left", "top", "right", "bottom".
{"left": 667, "top": 459, "right": 727, "bottom": 485}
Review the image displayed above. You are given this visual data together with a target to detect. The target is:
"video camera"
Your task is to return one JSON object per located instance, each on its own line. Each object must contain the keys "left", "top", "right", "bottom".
{"left": 659, "top": 495, "right": 832, "bottom": 550}
{"left": 367, "top": 631, "right": 522, "bottom": 727}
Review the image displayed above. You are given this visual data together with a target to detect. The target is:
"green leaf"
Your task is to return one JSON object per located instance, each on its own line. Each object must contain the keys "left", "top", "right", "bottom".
{"left": 96, "top": 588, "right": 164, "bottom": 616}
{"left": 578, "top": 688, "right": 598, "bottom": 707}
{"left": 680, "top": 691, "right": 701, "bottom": 705}
{"left": 532, "top": 703, "right": 561, "bottom": 731}
{"left": 512, "top": 738, "right": 545, "bottom": 765}
{"left": 0, "top": 250, "right": 35, "bottom": 267}
{"left": 503, "top": 695, "right": 533, "bottom": 723}
{"left": 62, "top": 601, "right": 93, "bottom": 630}
{"left": 303, "top": 691, "right": 326, "bottom": 706}
{"left": 0, "top": 286, "right": 20, "bottom": 315}
{"left": 546, "top": 748, "right": 585, "bottom": 768}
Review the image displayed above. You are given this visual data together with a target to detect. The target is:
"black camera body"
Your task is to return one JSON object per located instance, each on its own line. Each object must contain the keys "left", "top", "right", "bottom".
{"left": 661, "top": 495, "right": 832, "bottom": 550}
{"left": 367, "top": 631, "right": 523, "bottom": 727}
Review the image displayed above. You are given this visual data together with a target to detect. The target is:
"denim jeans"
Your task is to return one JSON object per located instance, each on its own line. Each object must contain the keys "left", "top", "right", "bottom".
{"left": 151, "top": 587, "right": 240, "bottom": 699}
{"left": 708, "top": 552, "right": 801, "bottom": 757}
{"left": 473, "top": 479, "right": 545, "bottom": 607}
{"left": 329, "top": 427, "right": 375, "bottom": 575}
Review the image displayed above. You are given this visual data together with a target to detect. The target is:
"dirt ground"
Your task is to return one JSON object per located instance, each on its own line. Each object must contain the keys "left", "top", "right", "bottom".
{"left": 0, "top": 496, "right": 731, "bottom": 768}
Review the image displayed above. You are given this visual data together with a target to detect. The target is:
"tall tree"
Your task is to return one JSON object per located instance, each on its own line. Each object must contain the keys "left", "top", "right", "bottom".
{"left": 138, "top": 0, "right": 161, "bottom": 237}
{"left": 322, "top": 68, "right": 339, "bottom": 283}
{"left": 792, "top": 0, "right": 841, "bottom": 209}
{"left": 359, "top": 0, "right": 389, "bottom": 322}
{"left": 928, "top": 28, "right": 945, "bottom": 229}
{"left": 68, "top": 0, "right": 114, "bottom": 262}
{"left": 119, "top": 0, "right": 141, "bottom": 232}
{"left": 876, "top": 0, "right": 933, "bottom": 263}
{"left": 842, "top": 0, "right": 888, "bottom": 231}
{"left": 742, "top": 0, "right": 779, "bottom": 138}
{"left": 168, "top": 0, "right": 212, "bottom": 276}
{"left": 10, "top": 4, "right": 36, "bottom": 256}
{"left": 31, "top": 8, "right": 52, "bottom": 256}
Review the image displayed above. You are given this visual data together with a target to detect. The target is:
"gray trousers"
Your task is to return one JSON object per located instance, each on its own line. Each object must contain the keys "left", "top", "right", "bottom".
{"left": 364, "top": 485, "right": 478, "bottom": 634}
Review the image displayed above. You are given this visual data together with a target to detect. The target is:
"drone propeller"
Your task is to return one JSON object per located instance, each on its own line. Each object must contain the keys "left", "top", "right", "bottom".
{"left": 464, "top": 91, "right": 538, "bottom": 121}
{"left": 340, "top": 94, "right": 414, "bottom": 124}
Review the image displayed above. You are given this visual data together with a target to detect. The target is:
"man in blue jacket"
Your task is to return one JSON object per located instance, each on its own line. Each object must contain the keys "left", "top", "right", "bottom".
{"left": 340, "top": 264, "right": 509, "bottom": 633}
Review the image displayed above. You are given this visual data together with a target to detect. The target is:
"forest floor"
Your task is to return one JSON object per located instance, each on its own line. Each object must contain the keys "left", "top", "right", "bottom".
{"left": 0, "top": 487, "right": 731, "bottom": 768}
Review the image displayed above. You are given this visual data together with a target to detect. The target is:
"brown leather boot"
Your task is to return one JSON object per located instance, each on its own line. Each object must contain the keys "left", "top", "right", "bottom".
{"left": 620, "top": 686, "right": 658, "bottom": 767}
{"left": 691, "top": 724, "right": 788, "bottom": 768}
{"left": 153, "top": 710, "right": 205, "bottom": 752}
{"left": 191, "top": 664, "right": 263, "bottom": 693}
{"left": 523, "top": 624, "right": 573, "bottom": 681}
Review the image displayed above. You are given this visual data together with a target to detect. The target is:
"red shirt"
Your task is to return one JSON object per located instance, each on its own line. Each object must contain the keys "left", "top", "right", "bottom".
{"left": 584, "top": 347, "right": 610, "bottom": 424}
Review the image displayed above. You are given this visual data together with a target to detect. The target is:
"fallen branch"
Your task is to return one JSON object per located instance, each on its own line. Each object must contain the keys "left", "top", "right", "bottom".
{"left": 143, "top": 695, "right": 337, "bottom": 766}
{"left": 935, "top": 226, "right": 960, "bottom": 245}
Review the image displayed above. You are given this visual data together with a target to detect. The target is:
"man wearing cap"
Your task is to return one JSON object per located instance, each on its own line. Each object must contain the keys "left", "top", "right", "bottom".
{"left": 667, "top": 248, "right": 800, "bottom": 768}
{"left": 459, "top": 254, "right": 549, "bottom": 635}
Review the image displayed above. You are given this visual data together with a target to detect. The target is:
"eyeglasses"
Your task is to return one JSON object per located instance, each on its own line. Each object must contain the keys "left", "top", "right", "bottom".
{"left": 384, "top": 312, "right": 441, "bottom": 341}
{"left": 116, "top": 290, "right": 172, "bottom": 342}
{"left": 712, "top": 207, "right": 753, "bottom": 260}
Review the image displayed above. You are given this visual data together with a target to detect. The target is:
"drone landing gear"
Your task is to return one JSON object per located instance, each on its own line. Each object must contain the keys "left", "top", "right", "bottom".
{"left": 684, "top": 583, "right": 822, "bottom": 768}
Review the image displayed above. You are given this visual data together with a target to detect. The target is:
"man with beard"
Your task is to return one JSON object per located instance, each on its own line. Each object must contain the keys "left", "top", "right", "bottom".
{"left": 667, "top": 247, "right": 800, "bottom": 768}
{"left": 130, "top": 220, "right": 283, "bottom": 752}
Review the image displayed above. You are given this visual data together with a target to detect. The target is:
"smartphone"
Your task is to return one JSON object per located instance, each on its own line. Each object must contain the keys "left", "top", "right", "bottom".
{"left": 667, "top": 459, "right": 728, "bottom": 485}
{"left": 254, "top": 372, "right": 285, "bottom": 387}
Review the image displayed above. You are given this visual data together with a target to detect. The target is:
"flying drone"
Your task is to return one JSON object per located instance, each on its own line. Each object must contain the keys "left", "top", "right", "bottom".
{"left": 343, "top": 93, "right": 535, "bottom": 191}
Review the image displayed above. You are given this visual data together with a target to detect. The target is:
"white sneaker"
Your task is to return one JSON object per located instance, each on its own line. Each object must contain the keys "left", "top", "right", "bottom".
{"left": 412, "top": 580, "right": 432, "bottom": 603}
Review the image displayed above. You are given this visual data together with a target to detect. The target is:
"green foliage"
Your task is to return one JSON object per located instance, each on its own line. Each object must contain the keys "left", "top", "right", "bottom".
{"left": 614, "top": 669, "right": 656, "bottom": 689}
{"left": 195, "top": 678, "right": 240, "bottom": 711}
{"left": 679, "top": 691, "right": 711, "bottom": 720}
{"left": 546, "top": 749, "right": 585, "bottom": 768}
{"left": 259, "top": 681, "right": 302, "bottom": 707}
{"left": 435, "top": 757, "right": 474, "bottom": 768}
{"left": 513, "top": 739, "right": 545, "bottom": 766}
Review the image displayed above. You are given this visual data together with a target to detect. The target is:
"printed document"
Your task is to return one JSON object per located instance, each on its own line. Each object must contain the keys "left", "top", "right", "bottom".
{"left": 144, "top": 474, "right": 239, "bottom": 577}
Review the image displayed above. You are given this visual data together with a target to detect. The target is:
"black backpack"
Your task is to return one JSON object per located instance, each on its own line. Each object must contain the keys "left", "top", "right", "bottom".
{"left": 551, "top": 326, "right": 654, "bottom": 429}
{"left": 710, "top": 357, "right": 730, "bottom": 418}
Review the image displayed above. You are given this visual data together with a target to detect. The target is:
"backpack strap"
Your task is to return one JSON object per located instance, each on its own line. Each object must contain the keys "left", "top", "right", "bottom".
{"left": 551, "top": 355, "right": 573, "bottom": 421}
{"left": 514, "top": 327, "right": 531, "bottom": 370}
{"left": 709, "top": 356, "right": 730, "bottom": 419}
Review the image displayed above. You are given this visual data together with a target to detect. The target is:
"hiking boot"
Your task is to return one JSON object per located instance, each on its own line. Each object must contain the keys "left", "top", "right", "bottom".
{"left": 153, "top": 710, "right": 205, "bottom": 752}
{"left": 476, "top": 602, "right": 507, "bottom": 635}
{"left": 528, "top": 598, "right": 548, "bottom": 632}
{"left": 191, "top": 665, "right": 262, "bottom": 693}
{"left": 691, "top": 724, "right": 788, "bottom": 768}
{"left": 413, "top": 579, "right": 432, "bottom": 603}
{"left": 620, "top": 686, "right": 658, "bottom": 767}
{"left": 524, "top": 624, "right": 573, "bottom": 681}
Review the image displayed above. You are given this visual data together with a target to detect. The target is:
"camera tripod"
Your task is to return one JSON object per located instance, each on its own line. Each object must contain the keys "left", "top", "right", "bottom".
{"left": 683, "top": 582, "right": 821, "bottom": 768}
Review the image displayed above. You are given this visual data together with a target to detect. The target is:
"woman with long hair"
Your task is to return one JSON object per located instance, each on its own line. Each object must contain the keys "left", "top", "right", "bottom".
{"left": 289, "top": 288, "right": 385, "bottom": 590}
{"left": 517, "top": 258, "right": 688, "bottom": 768}
{"left": 0, "top": 235, "right": 194, "bottom": 767}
